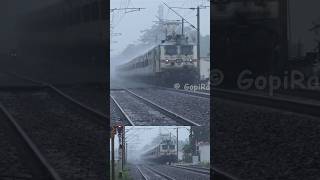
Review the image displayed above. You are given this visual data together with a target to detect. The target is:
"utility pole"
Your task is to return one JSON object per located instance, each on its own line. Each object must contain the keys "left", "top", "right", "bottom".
{"left": 162, "top": 2, "right": 209, "bottom": 81}
{"left": 122, "top": 126, "right": 125, "bottom": 171}
{"left": 197, "top": 6, "right": 201, "bottom": 78}
{"left": 176, "top": 128, "right": 179, "bottom": 163}
{"left": 125, "top": 142, "right": 128, "bottom": 164}
{"left": 111, "top": 127, "right": 115, "bottom": 180}
{"left": 110, "top": 7, "right": 146, "bottom": 13}
{"left": 182, "top": 18, "right": 184, "bottom": 35}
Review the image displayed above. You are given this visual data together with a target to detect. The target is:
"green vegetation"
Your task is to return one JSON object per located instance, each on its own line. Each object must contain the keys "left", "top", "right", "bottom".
{"left": 110, "top": 162, "right": 133, "bottom": 180}
{"left": 199, "top": 162, "right": 210, "bottom": 168}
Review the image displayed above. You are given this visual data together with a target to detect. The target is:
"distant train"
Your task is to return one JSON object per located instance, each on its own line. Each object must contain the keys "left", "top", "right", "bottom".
{"left": 116, "top": 35, "right": 198, "bottom": 84}
{"left": 142, "top": 139, "right": 177, "bottom": 164}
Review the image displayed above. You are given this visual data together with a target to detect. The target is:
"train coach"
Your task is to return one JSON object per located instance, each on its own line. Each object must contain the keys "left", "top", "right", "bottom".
{"left": 116, "top": 35, "right": 198, "bottom": 84}
{"left": 142, "top": 139, "right": 177, "bottom": 164}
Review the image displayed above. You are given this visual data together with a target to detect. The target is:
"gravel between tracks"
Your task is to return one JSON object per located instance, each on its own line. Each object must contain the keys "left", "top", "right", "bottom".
{"left": 110, "top": 96, "right": 130, "bottom": 126}
{"left": 130, "top": 88, "right": 210, "bottom": 126}
{"left": 0, "top": 90, "right": 107, "bottom": 180}
{"left": 127, "top": 164, "right": 145, "bottom": 180}
{"left": 213, "top": 98, "right": 320, "bottom": 180}
{"left": 139, "top": 165, "right": 167, "bottom": 180}
{"left": 59, "top": 85, "right": 107, "bottom": 114}
{"left": 0, "top": 110, "right": 32, "bottom": 179}
{"left": 147, "top": 164, "right": 210, "bottom": 180}
{"left": 111, "top": 90, "right": 179, "bottom": 126}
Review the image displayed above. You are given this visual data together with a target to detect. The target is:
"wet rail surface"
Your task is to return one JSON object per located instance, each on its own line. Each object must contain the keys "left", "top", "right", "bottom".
{"left": 0, "top": 104, "right": 60, "bottom": 180}
{"left": 137, "top": 165, "right": 169, "bottom": 180}
{"left": 110, "top": 87, "right": 208, "bottom": 126}
{"left": 0, "top": 72, "right": 107, "bottom": 180}
{"left": 130, "top": 164, "right": 210, "bottom": 180}
{"left": 214, "top": 90, "right": 320, "bottom": 179}
{"left": 212, "top": 87, "right": 320, "bottom": 118}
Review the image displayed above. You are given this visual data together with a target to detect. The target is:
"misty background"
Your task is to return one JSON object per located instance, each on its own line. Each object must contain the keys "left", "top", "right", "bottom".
{"left": 110, "top": 0, "right": 210, "bottom": 76}
{"left": 112, "top": 126, "right": 190, "bottom": 162}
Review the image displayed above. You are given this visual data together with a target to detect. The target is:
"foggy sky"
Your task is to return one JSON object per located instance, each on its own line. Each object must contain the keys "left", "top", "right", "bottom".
{"left": 110, "top": 0, "right": 210, "bottom": 56}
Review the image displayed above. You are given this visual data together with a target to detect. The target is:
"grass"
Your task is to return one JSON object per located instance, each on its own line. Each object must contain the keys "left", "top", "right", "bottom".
{"left": 109, "top": 161, "right": 133, "bottom": 180}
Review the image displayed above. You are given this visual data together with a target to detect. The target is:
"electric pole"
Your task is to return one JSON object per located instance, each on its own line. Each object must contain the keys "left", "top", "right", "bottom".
{"left": 126, "top": 142, "right": 128, "bottom": 164}
{"left": 197, "top": 6, "right": 201, "bottom": 78}
{"left": 110, "top": 7, "right": 146, "bottom": 13}
{"left": 162, "top": 2, "right": 209, "bottom": 81}
{"left": 122, "top": 126, "right": 125, "bottom": 171}
{"left": 176, "top": 128, "right": 179, "bottom": 163}
{"left": 111, "top": 127, "right": 116, "bottom": 180}
{"left": 182, "top": 18, "right": 184, "bottom": 35}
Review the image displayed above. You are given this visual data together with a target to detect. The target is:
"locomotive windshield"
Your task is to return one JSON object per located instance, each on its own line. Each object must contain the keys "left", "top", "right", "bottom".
{"left": 169, "top": 145, "right": 175, "bottom": 150}
{"left": 162, "top": 145, "right": 168, "bottom": 150}
{"left": 164, "top": 45, "right": 177, "bottom": 55}
{"left": 181, "top": 45, "right": 193, "bottom": 55}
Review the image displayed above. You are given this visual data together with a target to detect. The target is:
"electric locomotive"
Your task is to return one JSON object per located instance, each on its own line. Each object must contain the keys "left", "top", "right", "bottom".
{"left": 116, "top": 33, "right": 198, "bottom": 84}
{"left": 142, "top": 139, "right": 177, "bottom": 164}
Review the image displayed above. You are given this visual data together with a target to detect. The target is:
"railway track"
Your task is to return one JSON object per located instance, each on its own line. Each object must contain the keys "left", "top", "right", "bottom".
{"left": 171, "top": 164, "right": 238, "bottom": 180}
{"left": 212, "top": 87, "right": 320, "bottom": 118}
{"left": 138, "top": 164, "right": 210, "bottom": 180}
{"left": 0, "top": 103, "right": 61, "bottom": 179}
{"left": 0, "top": 72, "right": 107, "bottom": 179}
{"left": 171, "top": 165, "right": 210, "bottom": 175}
{"left": 212, "top": 167, "right": 239, "bottom": 180}
{"left": 137, "top": 165, "right": 173, "bottom": 180}
{"left": 110, "top": 94, "right": 135, "bottom": 126}
{"left": 6, "top": 72, "right": 107, "bottom": 125}
{"left": 111, "top": 88, "right": 201, "bottom": 126}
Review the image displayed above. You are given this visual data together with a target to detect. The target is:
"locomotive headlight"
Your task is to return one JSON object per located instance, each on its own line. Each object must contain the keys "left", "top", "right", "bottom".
{"left": 189, "top": 58, "right": 193, "bottom": 62}
{"left": 165, "top": 59, "right": 169, "bottom": 64}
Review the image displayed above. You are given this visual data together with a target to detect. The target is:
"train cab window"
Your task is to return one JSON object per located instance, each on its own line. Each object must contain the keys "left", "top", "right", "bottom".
{"left": 169, "top": 145, "right": 175, "bottom": 150}
{"left": 181, "top": 45, "right": 193, "bottom": 55}
{"left": 162, "top": 145, "right": 168, "bottom": 150}
{"left": 165, "top": 45, "right": 177, "bottom": 55}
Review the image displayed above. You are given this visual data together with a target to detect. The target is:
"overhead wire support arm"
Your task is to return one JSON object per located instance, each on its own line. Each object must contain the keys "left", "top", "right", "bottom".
{"left": 110, "top": 7, "right": 146, "bottom": 13}
{"left": 162, "top": 2, "right": 198, "bottom": 30}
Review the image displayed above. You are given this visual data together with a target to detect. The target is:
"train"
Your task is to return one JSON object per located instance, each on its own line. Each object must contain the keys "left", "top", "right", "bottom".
{"left": 116, "top": 34, "right": 198, "bottom": 85}
{"left": 0, "top": 0, "right": 107, "bottom": 85}
{"left": 142, "top": 139, "right": 177, "bottom": 164}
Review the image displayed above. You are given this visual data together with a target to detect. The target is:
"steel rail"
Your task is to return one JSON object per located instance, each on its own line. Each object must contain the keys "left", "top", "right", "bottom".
{"left": 5, "top": 72, "right": 107, "bottom": 126}
{"left": 212, "top": 167, "right": 239, "bottom": 180}
{"left": 125, "top": 89, "right": 201, "bottom": 126}
{"left": 0, "top": 103, "right": 62, "bottom": 180}
{"left": 170, "top": 165, "right": 210, "bottom": 175}
{"left": 110, "top": 94, "right": 135, "bottom": 126}
{"left": 144, "top": 165, "right": 176, "bottom": 180}
{"left": 137, "top": 166, "right": 150, "bottom": 180}
{"left": 212, "top": 87, "right": 320, "bottom": 118}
